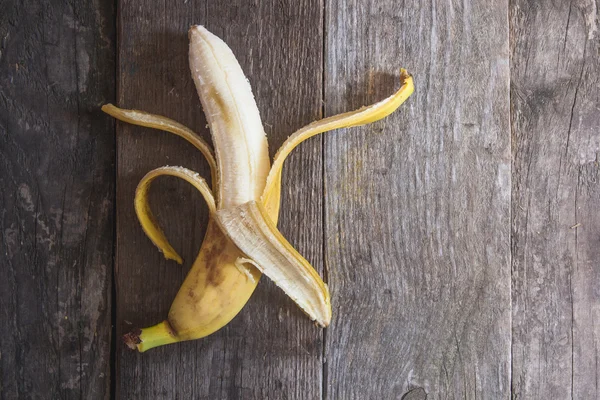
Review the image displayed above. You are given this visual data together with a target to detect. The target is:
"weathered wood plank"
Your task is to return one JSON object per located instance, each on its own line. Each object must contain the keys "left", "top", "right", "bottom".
{"left": 116, "top": 1, "right": 324, "bottom": 398}
{"left": 324, "top": 1, "right": 511, "bottom": 398}
{"left": 0, "top": 0, "right": 115, "bottom": 398}
{"left": 510, "top": 1, "right": 600, "bottom": 398}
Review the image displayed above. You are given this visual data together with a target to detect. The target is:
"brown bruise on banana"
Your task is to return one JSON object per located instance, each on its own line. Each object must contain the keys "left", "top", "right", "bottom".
{"left": 107, "top": 25, "right": 414, "bottom": 351}
{"left": 205, "top": 86, "right": 231, "bottom": 126}
{"left": 196, "top": 222, "right": 228, "bottom": 288}
{"left": 166, "top": 220, "right": 262, "bottom": 341}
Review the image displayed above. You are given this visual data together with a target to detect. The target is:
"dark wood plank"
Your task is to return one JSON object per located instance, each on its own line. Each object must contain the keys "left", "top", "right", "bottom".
{"left": 0, "top": 0, "right": 115, "bottom": 398}
{"left": 324, "top": 0, "right": 511, "bottom": 398}
{"left": 116, "top": 1, "right": 324, "bottom": 398}
{"left": 510, "top": 1, "right": 600, "bottom": 398}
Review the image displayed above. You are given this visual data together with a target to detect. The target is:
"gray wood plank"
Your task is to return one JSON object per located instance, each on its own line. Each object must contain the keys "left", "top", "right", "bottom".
{"left": 324, "top": 1, "right": 511, "bottom": 398}
{"left": 0, "top": 0, "right": 115, "bottom": 398}
{"left": 510, "top": 1, "right": 600, "bottom": 398}
{"left": 116, "top": 1, "right": 324, "bottom": 398}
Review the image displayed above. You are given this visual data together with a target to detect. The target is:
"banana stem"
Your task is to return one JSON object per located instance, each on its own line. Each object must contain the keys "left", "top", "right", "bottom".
{"left": 123, "top": 320, "right": 180, "bottom": 352}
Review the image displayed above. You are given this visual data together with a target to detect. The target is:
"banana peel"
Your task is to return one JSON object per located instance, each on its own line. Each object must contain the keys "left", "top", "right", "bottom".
{"left": 106, "top": 25, "right": 414, "bottom": 352}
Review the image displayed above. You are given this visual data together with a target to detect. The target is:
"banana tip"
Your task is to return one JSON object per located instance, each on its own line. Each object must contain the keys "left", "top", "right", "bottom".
{"left": 399, "top": 68, "right": 412, "bottom": 82}
{"left": 188, "top": 24, "right": 208, "bottom": 39}
{"left": 123, "top": 329, "right": 142, "bottom": 351}
{"left": 100, "top": 103, "right": 114, "bottom": 114}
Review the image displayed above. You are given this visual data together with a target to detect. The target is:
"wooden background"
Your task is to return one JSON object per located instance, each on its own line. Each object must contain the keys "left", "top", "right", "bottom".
{"left": 1, "top": 0, "right": 598, "bottom": 398}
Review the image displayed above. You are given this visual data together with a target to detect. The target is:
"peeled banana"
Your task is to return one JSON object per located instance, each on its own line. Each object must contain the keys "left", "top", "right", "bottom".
{"left": 104, "top": 25, "right": 413, "bottom": 352}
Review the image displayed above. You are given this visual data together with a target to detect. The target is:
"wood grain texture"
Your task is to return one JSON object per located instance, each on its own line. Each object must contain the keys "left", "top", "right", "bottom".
{"left": 0, "top": 0, "right": 115, "bottom": 399}
{"left": 510, "top": 1, "right": 600, "bottom": 398}
{"left": 115, "top": 0, "right": 324, "bottom": 398}
{"left": 3, "top": 0, "right": 598, "bottom": 398}
{"left": 324, "top": 0, "right": 511, "bottom": 398}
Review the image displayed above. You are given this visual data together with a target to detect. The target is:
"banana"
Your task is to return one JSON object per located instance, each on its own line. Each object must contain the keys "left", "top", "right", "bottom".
{"left": 104, "top": 25, "right": 414, "bottom": 352}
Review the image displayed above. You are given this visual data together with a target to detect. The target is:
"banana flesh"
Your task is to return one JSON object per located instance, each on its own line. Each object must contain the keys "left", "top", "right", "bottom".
{"left": 106, "top": 25, "right": 414, "bottom": 351}
{"left": 189, "top": 25, "right": 270, "bottom": 208}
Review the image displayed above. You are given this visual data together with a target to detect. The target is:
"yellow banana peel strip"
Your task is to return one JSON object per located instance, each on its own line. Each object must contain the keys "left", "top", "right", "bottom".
{"left": 101, "top": 104, "right": 218, "bottom": 192}
{"left": 135, "top": 166, "right": 216, "bottom": 264}
{"left": 102, "top": 104, "right": 222, "bottom": 260}
{"left": 262, "top": 69, "right": 414, "bottom": 216}
{"left": 216, "top": 200, "right": 331, "bottom": 326}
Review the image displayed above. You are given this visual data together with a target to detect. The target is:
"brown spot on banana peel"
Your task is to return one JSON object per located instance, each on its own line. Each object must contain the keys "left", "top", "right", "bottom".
{"left": 164, "top": 219, "right": 262, "bottom": 341}
{"left": 160, "top": 319, "right": 178, "bottom": 337}
{"left": 187, "top": 287, "right": 196, "bottom": 301}
{"left": 203, "top": 233, "right": 228, "bottom": 287}
{"left": 182, "top": 221, "right": 229, "bottom": 305}
{"left": 183, "top": 221, "right": 228, "bottom": 296}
